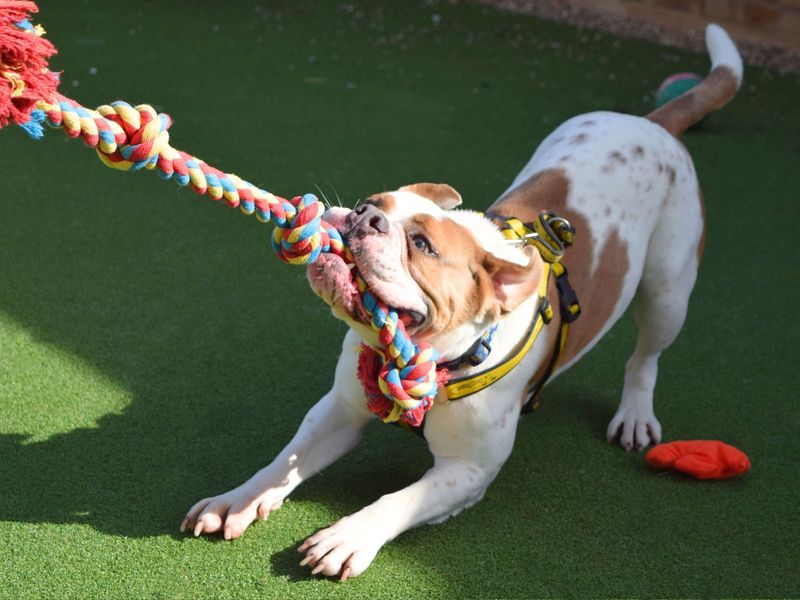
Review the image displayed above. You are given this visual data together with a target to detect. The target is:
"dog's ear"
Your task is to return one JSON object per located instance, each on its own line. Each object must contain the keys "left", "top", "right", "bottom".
{"left": 482, "top": 246, "right": 544, "bottom": 316}
{"left": 399, "top": 183, "right": 462, "bottom": 210}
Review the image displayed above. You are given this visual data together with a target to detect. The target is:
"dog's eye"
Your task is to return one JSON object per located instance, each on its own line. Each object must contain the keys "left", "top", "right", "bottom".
{"left": 410, "top": 232, "right": 437, "bottom": 257}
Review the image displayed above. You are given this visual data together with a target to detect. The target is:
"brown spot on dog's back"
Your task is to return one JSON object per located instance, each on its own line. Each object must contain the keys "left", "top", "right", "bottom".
{"left": 666, "top": 165, "right": 676, "bottom": 185}
{"left": 490, "top": 169, "right": 569, "bottom": 221}
{"left": 489, "top": 168, "right": 630, "bottom": 399}
{"left": 557, "top": 228, "right": 628, "bottom": 366}
{"left": 569, "top": 133, "right": 588, "bottom": 145}
{"left": 633, "top": 145, "right": 645, "bottom": 158}
{"left": 609, "top": 151, "right": 627, "bottom": 165}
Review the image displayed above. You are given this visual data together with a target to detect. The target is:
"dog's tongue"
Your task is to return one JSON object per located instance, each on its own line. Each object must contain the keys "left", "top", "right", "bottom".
{"left": 398, "top": 312, "right": 417, "bottom": 328}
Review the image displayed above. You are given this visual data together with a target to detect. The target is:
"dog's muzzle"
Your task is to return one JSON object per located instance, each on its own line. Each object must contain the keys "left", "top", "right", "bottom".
{"left": 346, "top": 203, "right": 390, "bottom": 239}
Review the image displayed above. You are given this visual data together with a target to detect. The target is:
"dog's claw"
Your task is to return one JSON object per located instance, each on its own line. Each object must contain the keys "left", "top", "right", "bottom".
{"left": 299, "top": 555, "right": 314, "bottom": 567}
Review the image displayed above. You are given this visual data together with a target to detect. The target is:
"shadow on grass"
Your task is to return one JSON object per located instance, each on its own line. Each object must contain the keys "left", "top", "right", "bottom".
{"left": 270, "top": 541, "right": 313, "bottom": 582}
{"left": 0, "top": 225, "right": 615, "bottom": 543}
{"left": 0, "top": 168, "right": 435, "bottom": 540}
{"left": 0, "top": 156, "right": 363, "bottom": 538}
{"left": 0, "top": 114, "right": 635, "bottom": 553}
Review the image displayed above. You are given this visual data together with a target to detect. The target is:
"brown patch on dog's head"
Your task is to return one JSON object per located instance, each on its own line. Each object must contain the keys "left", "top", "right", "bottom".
{"left": 362, "top": 192, "right": 396, "bottom": 214}
{"left": 363, "top": 183, "right": 461, "bottom": 217}
{"left": 404, "top": 214, "right": 543, "bottom": 338}
{"left": 398, "top": 183, "right": 462, "bottom": 210}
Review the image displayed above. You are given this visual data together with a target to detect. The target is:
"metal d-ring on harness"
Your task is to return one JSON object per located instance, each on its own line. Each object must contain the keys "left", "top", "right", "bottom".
{"left": 442, "top": 211, "right": 582, "bottom": 412}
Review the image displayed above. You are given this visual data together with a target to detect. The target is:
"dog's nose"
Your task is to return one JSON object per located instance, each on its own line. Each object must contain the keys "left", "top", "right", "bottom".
{"left": 350, "top": 203, "right": 390, "bottom": 236}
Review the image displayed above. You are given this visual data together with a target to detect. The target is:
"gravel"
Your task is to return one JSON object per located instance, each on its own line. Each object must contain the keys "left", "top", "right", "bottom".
{"left": 465, "top": 0, "right": 800, "bottom": 74}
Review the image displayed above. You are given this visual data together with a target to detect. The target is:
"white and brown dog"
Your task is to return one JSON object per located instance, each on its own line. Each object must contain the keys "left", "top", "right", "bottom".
{"left": 182, "top": 25, "right": 742, "bottom": 580}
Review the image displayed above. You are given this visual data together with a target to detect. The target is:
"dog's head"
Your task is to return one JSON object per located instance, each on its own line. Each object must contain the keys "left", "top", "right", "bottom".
{"left": 307, "top": 183, "right": 544, "bottom": 356}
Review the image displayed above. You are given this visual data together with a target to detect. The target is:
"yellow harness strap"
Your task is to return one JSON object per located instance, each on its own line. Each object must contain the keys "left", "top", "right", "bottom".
{"left": 445, "top": 264, "right": 553, "bottom": 400}
{"left": 443, "top": 212, "right": 581, "bottom": 406}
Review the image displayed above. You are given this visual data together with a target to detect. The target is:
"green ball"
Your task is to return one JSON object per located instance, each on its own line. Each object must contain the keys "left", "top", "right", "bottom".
{"left": 654, "top": 72, "right": 703, "bottom": 109}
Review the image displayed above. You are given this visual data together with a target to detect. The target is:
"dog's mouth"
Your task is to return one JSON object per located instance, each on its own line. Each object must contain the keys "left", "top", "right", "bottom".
{"left": 307, "top": 252, "right": 427, "bottom": 332}
{"left": 307, "top": 210, "right": 428, "bottom": 334}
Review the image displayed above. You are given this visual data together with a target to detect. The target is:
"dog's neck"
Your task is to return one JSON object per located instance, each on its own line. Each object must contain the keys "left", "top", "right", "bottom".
{"left": 433, "top": 292, "right": 543, "bottom": 379}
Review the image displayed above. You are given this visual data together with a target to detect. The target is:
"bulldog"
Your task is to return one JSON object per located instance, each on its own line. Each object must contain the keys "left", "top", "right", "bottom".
{"left": 182, "top": 25, "right": 742, "bottom": 580}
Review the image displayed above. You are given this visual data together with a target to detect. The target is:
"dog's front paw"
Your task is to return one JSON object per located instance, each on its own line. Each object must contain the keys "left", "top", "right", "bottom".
{"left": 297, "top": 509, "right": 387, "bottom": 581}
{"left": 180, "top": 487, "right": 286, "bottom": 540}
{"left": 606, "top": 404, "right": 662, "bottom": 451}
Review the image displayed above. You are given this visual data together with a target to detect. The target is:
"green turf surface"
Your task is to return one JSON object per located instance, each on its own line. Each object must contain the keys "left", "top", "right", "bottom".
{"left": 1, "top": 1, "right": 798, "bottom": 597}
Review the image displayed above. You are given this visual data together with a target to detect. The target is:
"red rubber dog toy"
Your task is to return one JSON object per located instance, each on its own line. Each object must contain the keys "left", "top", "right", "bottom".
{"left": 646, "top": 440, "right": 750, "bottom": 480}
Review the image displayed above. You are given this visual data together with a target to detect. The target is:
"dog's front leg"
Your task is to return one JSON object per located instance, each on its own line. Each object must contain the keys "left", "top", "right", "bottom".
{"left": 298, "top": 394, "right": 519, "bottom": 580}
{"left": 181, "top": 332, "right": 372, "bottom": 540}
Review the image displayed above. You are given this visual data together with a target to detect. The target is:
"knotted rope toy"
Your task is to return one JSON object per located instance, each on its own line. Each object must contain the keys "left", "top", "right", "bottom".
{"left": 0, "top": 1, "right": 438, "bottom": 427}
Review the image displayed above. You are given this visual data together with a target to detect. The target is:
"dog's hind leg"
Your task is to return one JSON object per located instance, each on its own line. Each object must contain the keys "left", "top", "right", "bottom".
{"left": 607, "top": 183, "right": 705, "bottom": 451}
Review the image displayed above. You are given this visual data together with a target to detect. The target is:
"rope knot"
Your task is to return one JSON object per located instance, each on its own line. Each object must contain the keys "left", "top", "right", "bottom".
{"left": 95, "top": 101, "right": 171, "bottom": 171}
{"left": 358, "top": 343, "right": 440, "bottom": 428}
{"left": 270, "top": 194, "right": 344, "bottom": 264}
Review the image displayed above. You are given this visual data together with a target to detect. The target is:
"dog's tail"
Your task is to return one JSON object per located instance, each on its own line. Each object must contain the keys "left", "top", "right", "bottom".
{"left": 646, "top": 24, "right": 743, "bottom": 136}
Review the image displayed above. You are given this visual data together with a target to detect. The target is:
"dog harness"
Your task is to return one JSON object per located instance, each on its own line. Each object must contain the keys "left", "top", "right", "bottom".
{"left": 446, "top": 212, "right": 581, "bottom": 409}
{"left": 393, "top": 212, "right": 582, "bottom": 435}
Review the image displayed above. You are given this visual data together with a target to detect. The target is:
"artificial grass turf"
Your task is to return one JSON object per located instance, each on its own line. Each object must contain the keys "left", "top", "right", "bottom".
{"left": 0, "top": 0, "right": 798, "bottom": 597}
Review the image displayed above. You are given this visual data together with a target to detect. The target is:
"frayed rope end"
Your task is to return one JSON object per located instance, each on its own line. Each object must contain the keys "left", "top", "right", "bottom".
{"left": 18, "top": 107, "right": 45, "bottom": 139}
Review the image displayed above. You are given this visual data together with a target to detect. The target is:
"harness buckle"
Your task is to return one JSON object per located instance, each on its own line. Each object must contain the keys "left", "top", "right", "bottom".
{"left": 468, "top": 338, "right": 493, "bottom": 366}
{"left": 554, "top": 266, "right": 581, "bottom": 323}
{"left": 539, "top": 297, "right": 553, "bottom": 324}
{"left": 499, "top": 213, "right": 576, "bottom": 266}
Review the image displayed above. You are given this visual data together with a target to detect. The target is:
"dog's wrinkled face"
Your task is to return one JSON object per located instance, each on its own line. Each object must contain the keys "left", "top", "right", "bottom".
{"left": 307, "top": 183, "right": 543, "bottom": 353}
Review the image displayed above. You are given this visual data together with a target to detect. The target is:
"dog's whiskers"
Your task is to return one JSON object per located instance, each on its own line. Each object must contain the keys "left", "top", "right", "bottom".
{"left": 325, "top": 180, "right": 343, "bottom": 208}
{"left": 313, "top": 182, "right": 333, "bottom": 210}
